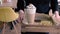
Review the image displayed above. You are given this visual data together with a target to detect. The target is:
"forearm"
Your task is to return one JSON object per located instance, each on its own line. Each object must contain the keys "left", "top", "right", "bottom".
{"left": 51, "top": 0, "right": 58, "bottom": 13}
{"left": 16, "top": 0, "right": 24, "bottom": 11}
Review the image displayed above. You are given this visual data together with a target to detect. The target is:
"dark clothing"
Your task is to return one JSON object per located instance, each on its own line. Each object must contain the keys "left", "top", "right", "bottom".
{"left": 16, "top": 0, "right": 58, "bottom": 14}
{"left": 15, "top": 0, "right": 24, "bottom": 11}
{"left": 25, "top": 0, "right": 58, "bottom": 14}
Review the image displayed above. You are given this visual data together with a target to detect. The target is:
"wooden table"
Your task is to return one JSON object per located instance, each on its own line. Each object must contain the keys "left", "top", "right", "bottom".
{"left": 21, "top": 13, "right": 60, "bottom": 34}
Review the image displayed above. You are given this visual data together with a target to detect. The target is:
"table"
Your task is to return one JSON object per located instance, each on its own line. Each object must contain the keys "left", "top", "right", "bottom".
{"left": 21, "top": 13, "right": 60, "bottom": 34}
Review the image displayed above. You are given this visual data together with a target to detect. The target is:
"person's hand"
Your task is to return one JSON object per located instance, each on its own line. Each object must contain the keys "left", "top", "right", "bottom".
{"left": 17, "top": 10, "right": 24, "bottom": 23}
{"left": 49, "top": 9, "right": 53, "bottom": 17}
{"left": 19, "top": 10, "right": 24, "bottom": 20}
{"left": 49, "top": 11, "right": 60, "bottom": 26}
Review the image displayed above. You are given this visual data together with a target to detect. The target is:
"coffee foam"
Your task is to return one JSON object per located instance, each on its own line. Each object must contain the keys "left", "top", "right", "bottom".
{"left": 25, "top": 4, "right": 36, "bottom": 14}
{"left": 24, "top": 9, "right": 36, "bottom": 14}
{"left": 27, "top": 4, "right": 36, "bottom": 9}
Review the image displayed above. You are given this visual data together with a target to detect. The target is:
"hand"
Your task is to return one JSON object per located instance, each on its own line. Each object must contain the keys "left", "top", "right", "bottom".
{"left": 49, "top": 11, "right": 60, "bottom": 26}
{"left": 17, "top": 10, "right": 24, "bottom": 23}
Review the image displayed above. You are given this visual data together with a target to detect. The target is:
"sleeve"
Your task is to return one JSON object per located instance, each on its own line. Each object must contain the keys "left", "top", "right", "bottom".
{"left": 51, "top": 0, "right": 59, "bottom": 13}
{"left": 15, "top": 0, "right": 24, "bottom": 11}
{"left": 25, "top": 0, "right": 32, "bottom": 6}
{"left": 25, "top": 0, "right": 36, "bottom": 6}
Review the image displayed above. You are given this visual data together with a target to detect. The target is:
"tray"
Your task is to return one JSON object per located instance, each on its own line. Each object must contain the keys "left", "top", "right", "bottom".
{"left": 22, "top": 13, "right": 54, "bottom": 27}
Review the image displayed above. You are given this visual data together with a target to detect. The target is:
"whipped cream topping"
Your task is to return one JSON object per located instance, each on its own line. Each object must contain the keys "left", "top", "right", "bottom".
{"left": 26, "top": 4, "right": 36, "bottom": 9}
{"left": 24, "top": 4, "right": 36, "bottom": 14}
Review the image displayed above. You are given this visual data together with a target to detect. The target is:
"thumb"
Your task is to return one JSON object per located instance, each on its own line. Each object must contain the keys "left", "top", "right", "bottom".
{"left": 49, "top": 9, "right": 53, "bottom": 17}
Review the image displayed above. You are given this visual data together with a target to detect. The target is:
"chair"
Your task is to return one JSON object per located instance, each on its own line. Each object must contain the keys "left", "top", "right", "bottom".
{"left": 0, "top": 7, "right": 19, "bottom": 34}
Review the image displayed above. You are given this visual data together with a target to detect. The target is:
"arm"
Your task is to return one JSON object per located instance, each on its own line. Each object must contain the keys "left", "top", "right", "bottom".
{"left": 15, "top": 0, "right": 24, "bottom": 11}
{"left": 51, "top": 0, "right": 59, "bottom": 13}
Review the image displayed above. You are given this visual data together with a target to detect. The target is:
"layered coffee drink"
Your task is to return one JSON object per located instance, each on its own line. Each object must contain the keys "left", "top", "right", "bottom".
{"left": 24, "top": 4, "right": 36, "bottom": 24}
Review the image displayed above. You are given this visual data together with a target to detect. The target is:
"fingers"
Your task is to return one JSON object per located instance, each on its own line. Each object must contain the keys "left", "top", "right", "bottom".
{"left": 19, "top": 10, "right": 24, "bottom": 16}
{"left": 19, "top": 10, "right": 24, "bottom": 13}
{"left": 51, "top": 11, "right": 60, "bottom": 26}
{"left": 51, "top": 13, "right": 59, "bottom": 25}
{"left": 49, "top": 10, "right": 59, "bottom": 18}
{"left": 19, "top": 10, "right": 24, "bottom": 20}
{"left": 55, "top": 11, "right": 59, "bottom": 18}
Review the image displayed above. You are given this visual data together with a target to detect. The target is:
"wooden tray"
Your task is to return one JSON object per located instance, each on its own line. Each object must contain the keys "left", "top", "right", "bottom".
{"left": 22, "top": 13, "right": 54, "bottom": 27}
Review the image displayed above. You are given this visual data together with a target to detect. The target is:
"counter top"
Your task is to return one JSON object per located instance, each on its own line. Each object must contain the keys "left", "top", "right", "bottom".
{"left": 21, "top": 13, "right": 60, "bottom": 34}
